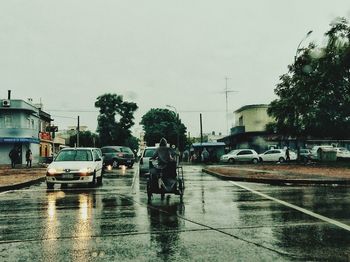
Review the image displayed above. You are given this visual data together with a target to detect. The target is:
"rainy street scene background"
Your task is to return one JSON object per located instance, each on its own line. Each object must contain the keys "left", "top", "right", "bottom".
{"left": 1, "top": 1, "right": 350, "bottom": 261}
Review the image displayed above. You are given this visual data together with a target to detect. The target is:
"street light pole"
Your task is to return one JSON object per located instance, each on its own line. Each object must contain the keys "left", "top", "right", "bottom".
{"left": 295, "top": 30, "right": 313, "bottom": 62}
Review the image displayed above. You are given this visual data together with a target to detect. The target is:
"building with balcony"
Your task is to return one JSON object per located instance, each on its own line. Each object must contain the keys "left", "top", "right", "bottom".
{"left": 0, "top": 92, "right": 54, "bottom": 165}
{"left": 219, "top": 104, "right": 277, "bottom": 153}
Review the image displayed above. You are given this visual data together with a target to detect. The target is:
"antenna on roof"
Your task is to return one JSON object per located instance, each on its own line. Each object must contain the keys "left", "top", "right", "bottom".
{"left": 220, "top": 77, "right": 237, "bottom": 135}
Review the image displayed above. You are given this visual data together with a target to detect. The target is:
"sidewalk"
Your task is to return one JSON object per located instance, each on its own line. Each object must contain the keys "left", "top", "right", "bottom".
{"left": 0, "top": 165, "right": 47, "bottom": 192}
{"left": 203, "top": 164, "right": 350, "bottom": 186}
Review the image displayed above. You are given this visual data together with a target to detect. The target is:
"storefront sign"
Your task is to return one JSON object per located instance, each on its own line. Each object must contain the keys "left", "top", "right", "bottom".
{"left": 0, "top": 137, "right": 40, "bottom": 143}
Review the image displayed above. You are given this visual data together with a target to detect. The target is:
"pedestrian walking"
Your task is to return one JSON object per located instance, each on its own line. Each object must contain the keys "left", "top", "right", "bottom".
{"left": 201, "top": 148, "right": 209, "bottom": 163}
{"left": 26, "top": 148, "right": 32, "bottom": 168}
{"left": 9, "top": 147, "right": 19, "bottom": 168}
{"left": 285, "top": 147, "right": 290, "bottom": 162}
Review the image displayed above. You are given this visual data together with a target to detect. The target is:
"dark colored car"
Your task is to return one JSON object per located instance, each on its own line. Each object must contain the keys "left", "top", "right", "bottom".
{"left": 101, "top": 146, "right": 135, "bottom": 168}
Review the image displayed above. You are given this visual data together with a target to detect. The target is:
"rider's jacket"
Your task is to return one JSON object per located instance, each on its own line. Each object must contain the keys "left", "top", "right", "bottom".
{"left": 152, "top": 146, "right": 176, "bottom": 166}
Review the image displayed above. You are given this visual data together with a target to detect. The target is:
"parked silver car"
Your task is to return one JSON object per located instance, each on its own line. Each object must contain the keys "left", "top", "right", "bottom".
{"left": 220, "top": 149, "right": 259, "bottom": 164}
{"left": 139, "top": 146, "right": 157, "bottom": 175}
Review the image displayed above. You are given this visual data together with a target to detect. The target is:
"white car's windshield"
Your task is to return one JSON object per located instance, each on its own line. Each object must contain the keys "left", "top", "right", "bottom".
{"left": 55, "top": 150, "right": 93, "bottom": 161}
{"left": 228, "top": 150, "right": 239, "bottom": 155}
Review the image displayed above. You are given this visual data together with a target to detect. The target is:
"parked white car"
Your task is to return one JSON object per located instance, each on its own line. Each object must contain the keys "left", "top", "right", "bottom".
{"left": 139, "top": 146, "right": 158, "bottom": 175}
{"left": 334, "top": 147, "right": 350, "bottom": 159}
{"left": 220, "top": 149, "right": 259, "bottom": 164}
{"left": 259, "top": 149, "right": 297, "bottom": 163}
{"left": 310, "top": 145, "right": 335, "bottom": 160}
{"left": 46, "top": 147, "right": 104, "bottom": 189}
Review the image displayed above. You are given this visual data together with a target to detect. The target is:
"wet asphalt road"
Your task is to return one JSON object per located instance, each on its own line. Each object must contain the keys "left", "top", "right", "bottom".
{"left": 1, "top": 164, "right": 350, "bottom": 261}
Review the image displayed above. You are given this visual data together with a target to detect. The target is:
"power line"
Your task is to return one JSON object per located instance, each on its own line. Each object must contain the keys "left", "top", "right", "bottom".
{"left": 47, "top": 109, "right": 98, "bottom": 113}
{"left": 51, "top": 115, "right": 77, "bottom": 119}
{"left": 48, "top": 109, "right": 225, "bottom": 113}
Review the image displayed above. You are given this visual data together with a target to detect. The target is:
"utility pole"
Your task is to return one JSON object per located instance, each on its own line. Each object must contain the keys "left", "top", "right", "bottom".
{"left": 223, "top": 77, "right": 237, "bottom": 135}
{"left": 200, "top": 113, "right": 203, "bottom": 144}
{"left": 77, "top": 116, "right": 80, "bottom": 147}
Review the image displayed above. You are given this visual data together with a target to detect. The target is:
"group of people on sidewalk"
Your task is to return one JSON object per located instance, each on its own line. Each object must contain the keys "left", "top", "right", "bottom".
{"left": 183, "top": 147, "right": 210, "bottom": 163}
{"left": 8, "top": 147, "right": 32, "bottom": 168}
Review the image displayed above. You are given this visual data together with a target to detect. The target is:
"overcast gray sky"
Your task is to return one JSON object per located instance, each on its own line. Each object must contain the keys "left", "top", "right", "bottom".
{"left": 1, "top": 1, "right": 349, "bottom": 137}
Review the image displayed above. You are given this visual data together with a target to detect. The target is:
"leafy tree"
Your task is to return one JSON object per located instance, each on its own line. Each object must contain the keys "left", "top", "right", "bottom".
{"left": 140, "top": 108, "right": 187, "bottom": 151}
{"left": 124, "top": 136, "right": 140, "bottom": 153}
{"left": 69, "top": 131, "right": 100, "bottom": 147}
{"left": 268, "top": 17, "right": 350, "bottom": 140}
{"left": 95, "top": 93, "right": 138, "bottom": 146}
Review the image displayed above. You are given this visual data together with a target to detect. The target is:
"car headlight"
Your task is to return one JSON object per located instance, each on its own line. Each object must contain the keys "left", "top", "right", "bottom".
{"left": 79, "top": 167, "right": 93, "bottom": 174}
{"left": 47, "top": 168, "right": 63, "bottom": 175}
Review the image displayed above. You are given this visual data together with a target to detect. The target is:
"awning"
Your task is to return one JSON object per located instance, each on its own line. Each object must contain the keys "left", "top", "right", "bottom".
{"left": 0, "top": 137, "right": 40, "bottom": 144}
{"left": 192, "top": 142, "right": 225, "bottom": 147}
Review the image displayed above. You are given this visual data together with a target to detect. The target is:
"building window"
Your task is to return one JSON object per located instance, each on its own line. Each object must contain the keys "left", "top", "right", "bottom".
{"left": 27, "top": 118, "right": 31, "bottom": 129}
{"left": 4, "top": 115, "right": 13, "bottom": 128}
{"left": 239, "top": 116, "right": 243, "bottom": 126}
{"left": 31, "top": 119, "right": 35, "bottom": 129}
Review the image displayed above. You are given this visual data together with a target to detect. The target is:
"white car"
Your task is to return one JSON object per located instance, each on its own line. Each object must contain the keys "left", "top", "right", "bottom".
{"left": 310, "top": 145, "right": 335, "bottom": 160}
{"left": 139, "top": 146, "right": 157, "bottom": 175}
{"left": 46, "top": 147, "right": 104, "bottom": 189}
{"left": 220, "top": 149, "right": 259, "bottom": 164}
{"left": 259, "top": 149, "right": 297, "bottom": 163}
{"left": 334, "top": 147, "right": 350, "bottom": 159}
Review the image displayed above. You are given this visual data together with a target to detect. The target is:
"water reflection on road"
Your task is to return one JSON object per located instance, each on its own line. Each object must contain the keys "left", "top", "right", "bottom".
{"left": 148, "top": 200, "right": 185, "bottom": 261}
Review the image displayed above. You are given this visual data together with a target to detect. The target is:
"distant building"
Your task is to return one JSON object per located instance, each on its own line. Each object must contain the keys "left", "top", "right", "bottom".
{"left": 220, "top": 103, "right": 350, "bottom": 153}
{"left": 219, "top": 104, "right": 276, "bottom": 153}
{"left": 57, "top": 125, "right": 88, "bottom": 146}
{"left": 231, "top": 104, "right": 274, "bottom": 135}
{"left": 38, "top": 107, "right": 55, "bottom": 161}
{"left": 0, "top": 91, "right": 54, "bottom": 165}
{"left": 206, "top": 131, "right": 225, "bottom": 142}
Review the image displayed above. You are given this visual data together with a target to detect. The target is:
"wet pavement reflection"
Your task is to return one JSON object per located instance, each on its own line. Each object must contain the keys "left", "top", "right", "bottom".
{"left": 0, "top": 164, "right": 350, "bottom": 261}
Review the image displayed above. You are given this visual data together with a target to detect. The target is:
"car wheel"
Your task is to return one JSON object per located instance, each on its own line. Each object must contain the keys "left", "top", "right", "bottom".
{"left": 47, "top": 182, "right": 54, "bottom": 189}
{"left": 279, "top": 157, "right": 285, "bottom": 163}
{"left": 228, "top": 158, "right": 235, "bottom": 164}
{"left": 252, "top": 158, "right": 258, "bottom": 164}
{"left": 112, "top": 159, "right": 119, "bottom": 168}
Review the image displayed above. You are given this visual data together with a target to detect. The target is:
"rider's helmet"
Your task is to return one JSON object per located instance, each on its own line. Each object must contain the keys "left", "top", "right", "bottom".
{"left": 159, "top": 137, "right": 167, "bottom": 147}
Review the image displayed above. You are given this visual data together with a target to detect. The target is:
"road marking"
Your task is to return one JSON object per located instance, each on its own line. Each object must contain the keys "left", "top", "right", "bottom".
{"left": 130, "top": 167, "right": 138, "bottom": 193}
{"left": 0, "top": 190, "right": 12, "bottom": 195}
{"left": 229, "top": 181, "right": 350, "bottom": 232}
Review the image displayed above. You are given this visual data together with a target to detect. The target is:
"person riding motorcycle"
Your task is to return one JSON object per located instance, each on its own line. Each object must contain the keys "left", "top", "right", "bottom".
{"left": 151, "top": 138, "right": 177, "bottom": 178}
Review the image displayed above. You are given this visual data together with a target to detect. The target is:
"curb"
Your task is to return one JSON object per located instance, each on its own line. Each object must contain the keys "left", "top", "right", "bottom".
{"left": 0, "top": 176, "right": 46, "bottom": 192}
{"left": 202, "top": 168, "right": 350, "bottom": 186}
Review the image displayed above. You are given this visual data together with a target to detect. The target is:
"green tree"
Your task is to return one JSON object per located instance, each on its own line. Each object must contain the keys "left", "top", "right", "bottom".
{"left": 124, "top": 136, "right": 140, "bottom": 153}
{"left": 95, "top": 93, "right": 138, "bottom": 146}
{"left": 268, "top": 17, "right": 350, "bottom": 140}
{"left": 140, "top": 108, "right": 187, "bottom": 151}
